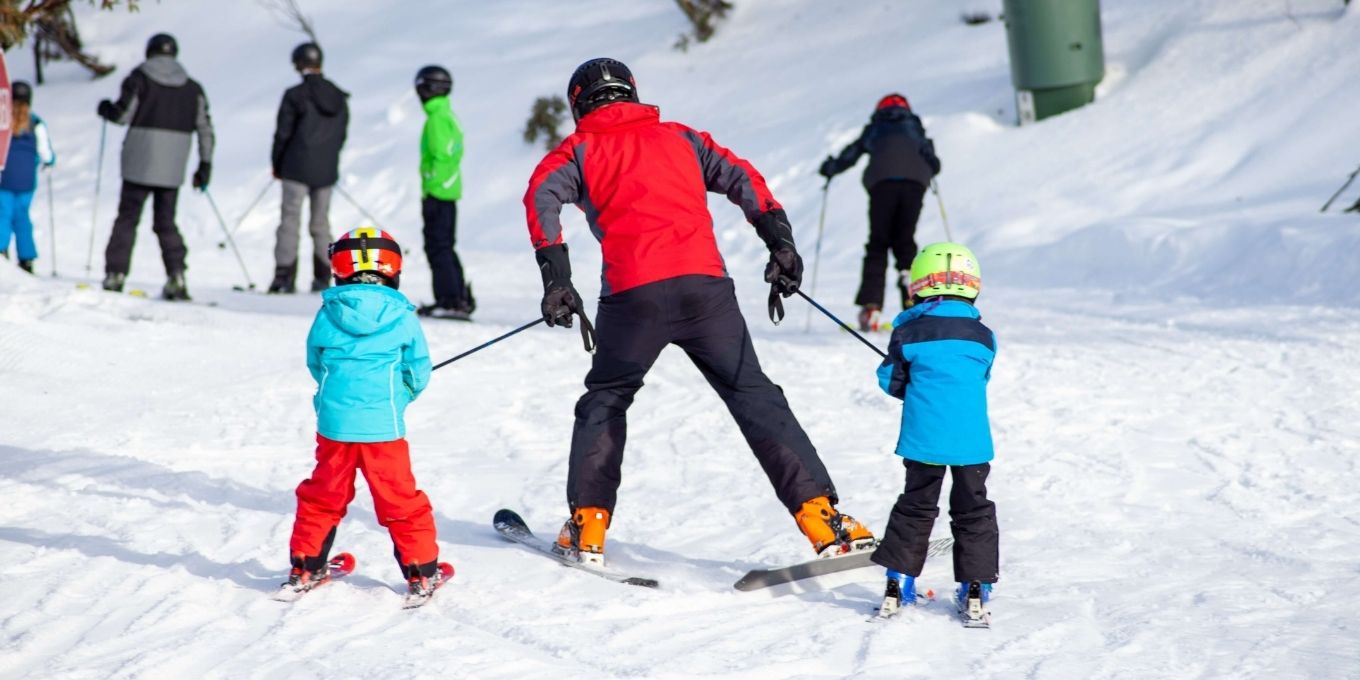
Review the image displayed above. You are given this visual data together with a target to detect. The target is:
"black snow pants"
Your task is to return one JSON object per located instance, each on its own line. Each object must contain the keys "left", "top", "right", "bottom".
{"left": 854, "top": 179, "right": 927, "bottom": 309}
{"left": 103, "top": 181, "right": 186, "bottom": 276}
{"left": 567, "top": 274, "right": 838, "bottom": 515}
{"left": 421, "top": 196, "right": 468, "bottom": 307}
{"left": 871, "top": 459, "right": 999, "bottom": 583}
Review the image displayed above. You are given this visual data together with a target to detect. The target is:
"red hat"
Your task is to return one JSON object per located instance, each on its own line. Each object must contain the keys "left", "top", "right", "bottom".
{"left": 876, "top": 93, "right": 910, "bottom": 111}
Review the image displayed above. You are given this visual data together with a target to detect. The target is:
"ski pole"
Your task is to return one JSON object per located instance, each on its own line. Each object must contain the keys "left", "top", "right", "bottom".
{"left": 45, "top": 168, "right": 57, "bottom": 277}
{"left": 85, "top": 120, "right": 107, "bottom": 275}
{"left": 202, "top": 189, "right": 258, "bottom": 291}
{"left": 335, "top": 184, "right": 386, "bottom": 231}
{"left": 930, "top": 178, "right": 953, "bottom": 241}
{"left": 795, "top": 289, "right": 887, "bottom": 360}
{"left": 433, "top": 318, "right": 545, "bottom": 371}
{"left": 803, "top": 179, "right": 830, "bottom": 332}
{"left": 1320, "top": 164, "right": 1360, "bottom": 212}
{"left": 218, "top": 177, "right": 276, "bottom": 249}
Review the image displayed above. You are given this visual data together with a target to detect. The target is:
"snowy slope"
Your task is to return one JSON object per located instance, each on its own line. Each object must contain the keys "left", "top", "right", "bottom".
{"left": 2, "top": 1, "right": 1360, "bottom": 678}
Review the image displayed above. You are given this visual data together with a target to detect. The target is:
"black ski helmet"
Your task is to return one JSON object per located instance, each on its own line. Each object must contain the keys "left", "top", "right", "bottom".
{"left": 567, "top": 58, "right": 637, "bottom": 121}
{"left": 146, "top": 33, "right": 178, "bottom": 58}
{"left": 414, "top": 65, "right": 452, "bottom": 102}
{"left": 292, "top": 42, "right": 323, "bottom": 70}
{"left": 11, "top": 81, "right": 32, "bottom": 105}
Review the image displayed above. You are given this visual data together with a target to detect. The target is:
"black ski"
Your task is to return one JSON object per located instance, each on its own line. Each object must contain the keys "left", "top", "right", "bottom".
{"left": 492, "top": 509, "right": 658, "bottom": 588}
{"left": 734, "top": 537, "right": 954, "bottom": 591}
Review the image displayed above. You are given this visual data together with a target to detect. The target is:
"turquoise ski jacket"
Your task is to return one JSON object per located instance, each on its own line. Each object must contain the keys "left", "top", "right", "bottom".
{"left": 306, "top": 284, "right": 431, "bottom": 442}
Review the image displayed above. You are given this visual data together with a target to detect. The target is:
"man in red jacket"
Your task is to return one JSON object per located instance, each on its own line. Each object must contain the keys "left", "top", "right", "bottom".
{"left": 523, "top": 58, "right": 875, "bottom": 567}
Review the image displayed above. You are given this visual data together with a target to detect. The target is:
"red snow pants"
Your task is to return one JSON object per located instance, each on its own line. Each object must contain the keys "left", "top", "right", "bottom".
{"left": 289, "top": 434, "right": 438, "bottom": 570}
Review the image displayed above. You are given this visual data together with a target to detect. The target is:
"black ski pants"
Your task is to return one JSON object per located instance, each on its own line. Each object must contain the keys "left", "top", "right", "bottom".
{"left": 871, "top": 459, "right": 999, "bottom": 583}
{"left": 104, "top": 181, "right": 186, "bottom": 276}
{"left": 421, "top": 197, "right": 467, "bottom": 306}
{"left": 854, "top": 179, "right": 927, "bottom": 309}
{"left": 567, "top": 275, "right": 837, "bottom": 515}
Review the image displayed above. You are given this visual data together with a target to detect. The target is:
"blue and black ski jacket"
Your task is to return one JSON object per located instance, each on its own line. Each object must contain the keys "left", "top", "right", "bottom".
{"left": 876, "top": 299, "right": 995, "bottom": 466}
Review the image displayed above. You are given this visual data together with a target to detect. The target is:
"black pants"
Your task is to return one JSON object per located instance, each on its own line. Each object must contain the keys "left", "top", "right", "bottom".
{"left": 421, "top": 197, "right": 467, "bottom": 306}
{"left": 871, "top": 459, "right": 998, "bottom": 583}
{"left": 104, "top": 181, "right": 186, "bottom": 276}
{"left": 567, "top": 275, "right": 837, "bottom": 514}
{"left": 854, "top": 179, "right": 926, "bottom": 309}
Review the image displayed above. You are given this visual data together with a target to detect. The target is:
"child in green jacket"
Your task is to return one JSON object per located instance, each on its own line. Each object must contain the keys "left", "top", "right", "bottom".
{"left": 413, "top": 65, "right": 473, "bottom": 319}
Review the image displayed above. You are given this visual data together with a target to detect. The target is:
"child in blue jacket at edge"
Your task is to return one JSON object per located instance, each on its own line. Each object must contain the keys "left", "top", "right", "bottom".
{"left": 869, "top": 241, "right": 999, "bottom": 625}
{"left": 281, "top": 227, "right": 446, "bottom": 604}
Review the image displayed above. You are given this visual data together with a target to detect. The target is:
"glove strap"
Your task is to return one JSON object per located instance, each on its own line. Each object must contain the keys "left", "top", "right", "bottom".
{"left": 577, "top": 307, "right": 597, "bottom": 354}
{"left": 768, "top": 284, "right": 785, "bottom": 326}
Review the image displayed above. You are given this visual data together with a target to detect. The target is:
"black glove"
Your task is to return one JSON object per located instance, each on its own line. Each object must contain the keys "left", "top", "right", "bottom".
{"left": 97, "top": 99, "right": 121, "bottom": 122}
{"left": 192, "top": 162, "right": 211, "bottom": 190}
{"left": 536, "top": 243, "right": 579, "bottom": 328}
{"left": 818, "top": 156, "right": 836, "bottom": 179}
{"left": 928, "top": 155, "right": 942, "bottom": 176}
{"left": 753, "top": 209, "right": 802, "bottom": 296}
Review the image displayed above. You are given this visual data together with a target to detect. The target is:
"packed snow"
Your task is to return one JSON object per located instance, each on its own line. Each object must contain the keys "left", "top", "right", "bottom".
{"left": 2, "top": 1, "right": 1358, "bottom": 678}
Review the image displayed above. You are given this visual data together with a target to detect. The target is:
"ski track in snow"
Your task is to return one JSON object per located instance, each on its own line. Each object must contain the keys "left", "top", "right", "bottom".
{"left": 3, "top": 0, "right": 1360, "bottom": 677}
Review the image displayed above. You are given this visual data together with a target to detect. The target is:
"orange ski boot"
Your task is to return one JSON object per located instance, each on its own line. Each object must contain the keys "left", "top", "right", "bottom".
{"left": 554, "top": 506, "right": 610, "bottom": 567}
{"left": 794, "top": 496, "right": 876, "bottom": 558}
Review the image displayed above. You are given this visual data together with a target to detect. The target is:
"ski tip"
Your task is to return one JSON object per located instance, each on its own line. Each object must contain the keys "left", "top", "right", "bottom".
{"left": 622, "top": 577, "right": 660, "bottom": 589}
{"left": 438, "top": 562, "right": 455, "bottom": 580}
{"left": 492, "top": 508, "right": 526, "bottom": 528}
{"left": 330, "top": 552, "right": 357, "bottom": 573}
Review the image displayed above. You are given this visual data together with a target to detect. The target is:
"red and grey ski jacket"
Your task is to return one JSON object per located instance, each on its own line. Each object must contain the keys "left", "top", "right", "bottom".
{"left": 524, "top": 102, "right": 782, "bottom": 296}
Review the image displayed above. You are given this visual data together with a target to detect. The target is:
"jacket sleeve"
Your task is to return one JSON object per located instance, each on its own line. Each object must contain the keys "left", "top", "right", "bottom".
{"left": 826, "top": 126, "right": 869, "bottom": 176}
{"left": 34, "top": 119, "right": 56, "bottom": 166}
{"left": 523, "top": 139, "right": 583, "bottom": 250}
{"left": 195, "top": 84, "right": 215, "bottom": 164}
{"left": 876, "top": 336, "right": 910, "bottom": 400}
{"left": 271, "top": 90, "right": 297, "bottom": 174}
{"left": 421, "top": 113, "right": 463, "bottom": 196}
{"left": 912, "top": 114, "right": 940, "bottom": 176}
{"left": 402, "top": 315, "right": 433, "bottom": 400}
{"left": 682, "top": 127, "right": 782, "bottom": 223}
{"left": 110, "top": 71, "right": 143, "bottom": 126}
{"left": 305, "top": 313, "right": 326, "bottom": 385}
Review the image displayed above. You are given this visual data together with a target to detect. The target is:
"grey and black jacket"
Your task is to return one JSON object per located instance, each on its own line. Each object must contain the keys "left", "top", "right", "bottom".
{"left": 106, "top": 56, "right": 214, "bottom": 188}
{"left": 824, "top": 106, "right": 939, "bottom": 190}
{"left": 272, "top": 73, "right": 349, "bottom": 189}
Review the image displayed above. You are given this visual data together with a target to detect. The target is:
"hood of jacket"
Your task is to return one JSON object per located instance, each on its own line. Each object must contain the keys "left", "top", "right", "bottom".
{"left": 872, "top": 106, "right": 910, "bottom": 124}
{"left": 319, "top": 284, "right": 413, "bottom": 337}
{"left": 575, "top": 101, "right": 660, "bottom": 133}
{"left": 302, "top": 73, "right": 349, "bottom": 117}
{"left": 139, "top": 56, "right": 189, "bottom": 87}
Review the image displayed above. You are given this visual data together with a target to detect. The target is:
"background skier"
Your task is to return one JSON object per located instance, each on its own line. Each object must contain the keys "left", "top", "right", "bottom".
{"left": 0, "top": 81, "right": 57, "bottom": 273}
{"left": 268, "top": 42, "right": 349, "bottom": 294}
{"left": 819, "top": 93, "right": 940, "bottom": 331}
{"left": 523, "top": 57, "right": 875, "bottom": 567}
{"left": 96, "top": 32, "right": 214, "bottom": 300}
{"left": 414, "top": 65, "right": 474, "bottom": 319}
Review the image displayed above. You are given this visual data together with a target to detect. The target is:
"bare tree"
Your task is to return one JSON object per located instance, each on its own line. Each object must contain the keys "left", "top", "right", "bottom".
{"left": 523, "top": 95, "right": 568, "bottom": 151}
{"left": 673, "top": 0, "right": 732, "bottom": 50}
{"left": 1, "top": 1, "right": 137, "bottom": 80}
{"left": 258, "top": 0, "right": 317, "bottom": 42}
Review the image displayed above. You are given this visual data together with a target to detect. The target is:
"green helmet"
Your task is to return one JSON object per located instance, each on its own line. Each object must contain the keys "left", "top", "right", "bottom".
{"left": 908, "top": 242, "right": 982, "bottom": 300}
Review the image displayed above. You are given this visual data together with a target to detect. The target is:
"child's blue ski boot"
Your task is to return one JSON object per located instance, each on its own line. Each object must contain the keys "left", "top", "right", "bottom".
{"left": 876, "top": 570, "right": 917, "bottom": 619}
{"left": 955, "top": 580, "right": 993, "bottom": 628}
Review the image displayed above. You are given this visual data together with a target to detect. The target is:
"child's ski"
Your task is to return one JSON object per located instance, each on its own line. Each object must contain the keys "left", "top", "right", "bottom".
{"left": 733, "top": 537, "right": 953, "bottom": 592}
{"left": 271, "top": 553, "right": 357, "bottom": 602}
{"left": 401, "top": 562, "right": 455, "bottom": 609}
{"left": 492, "top": 509, "right": 659, "bottom": 588}
{"left": 956, "top": 581, "right": 992, "bottom": 629}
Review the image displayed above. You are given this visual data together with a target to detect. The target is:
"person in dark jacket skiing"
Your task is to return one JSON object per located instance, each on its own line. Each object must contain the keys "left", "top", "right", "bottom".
{"left": 269, "top": 42, "right": 350, "bottom": 294}
{"left": 0, "top": 81, "right": 57, "bottom": 273}
{"left": 523, "top": 58, "right": 875, "bottom": 568}
{"left": 820, "top": 94, "right": 940, "bottom": 331}
{"left": 96, "top": 33, "right": 214, "bottom": 300}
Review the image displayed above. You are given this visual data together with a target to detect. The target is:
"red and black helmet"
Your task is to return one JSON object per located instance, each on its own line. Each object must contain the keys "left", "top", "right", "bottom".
{"left": 567, "top": 58, "right": 638, "bottom": 121}
{"left": 329, "top": 227, "right": 403, "bottom": 286}
{"left": 876, "top": 93, "right": 910, "bottom": 111}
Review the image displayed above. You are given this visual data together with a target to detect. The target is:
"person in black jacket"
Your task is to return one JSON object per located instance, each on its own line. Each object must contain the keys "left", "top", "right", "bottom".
{"left": 269, "top": 42, "right": 350, "bottom": 294}
{"left": 97, "top": 33, "right": 214, "bottom": 301}
{"left": 820, "top": 94, "right": 940, "bottom": 330}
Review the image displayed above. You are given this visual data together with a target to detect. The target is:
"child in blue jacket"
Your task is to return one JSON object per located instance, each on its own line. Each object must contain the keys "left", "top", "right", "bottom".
{"left": 0, "top": 81, "right": 57, "bottom": 273}
{"left": 280, "top": 227, "right": 445, "bottom": 603}
{"left": 870, "top": 242, "right": 998, "bottom": 625}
